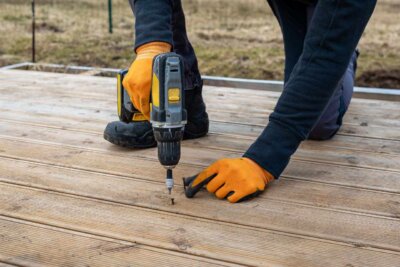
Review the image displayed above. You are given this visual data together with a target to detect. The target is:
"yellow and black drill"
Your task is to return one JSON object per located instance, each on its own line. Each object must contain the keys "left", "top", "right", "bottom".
{"left": 117, "top": 53, "right": 187, "bottom": 196}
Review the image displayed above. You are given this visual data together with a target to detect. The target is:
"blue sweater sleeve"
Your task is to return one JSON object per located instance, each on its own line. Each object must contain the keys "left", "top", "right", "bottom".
{"left": 130, "top": 0, "right": 174, "bottom": 50}
{"left": 244, "top": 0, "right": 376, "bottom": 178}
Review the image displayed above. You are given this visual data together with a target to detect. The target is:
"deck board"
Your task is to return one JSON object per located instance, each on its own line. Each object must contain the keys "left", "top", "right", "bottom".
{"left": 0, "top": 217, "right": 231, "bottom": 267}
{"left": 0, "top": 69, "right": 399, "bottom": 266}
{"left": 1, "top": 157, "right": 400, "bottom": 248}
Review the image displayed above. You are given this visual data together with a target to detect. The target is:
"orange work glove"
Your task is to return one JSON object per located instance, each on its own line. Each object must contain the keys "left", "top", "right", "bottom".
{"left": 184, "top": 158, "right": 274, "bottom": 203}
{"left": 122, "top": 42, "right": 172, "bottom": 120}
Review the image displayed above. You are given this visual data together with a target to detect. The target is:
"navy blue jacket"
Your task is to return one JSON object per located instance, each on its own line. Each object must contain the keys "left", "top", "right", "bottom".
{"left": 130, "top": 0, "right": 376, "bottom": 178}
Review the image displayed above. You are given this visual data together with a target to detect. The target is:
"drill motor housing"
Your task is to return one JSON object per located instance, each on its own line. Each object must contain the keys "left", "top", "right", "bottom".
{"left": 117, "top": 52, "right": 187, "bottom": 170}
{"left": 150, "top": 53, "right": 187, "bottom": 168}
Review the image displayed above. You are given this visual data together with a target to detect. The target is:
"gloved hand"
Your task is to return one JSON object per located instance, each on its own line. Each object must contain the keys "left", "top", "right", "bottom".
{"left": 184, "top": 158, "right": 274, "bottom": 203}
{"left": 123, "top": 42, "right": 172, "bottom": 120}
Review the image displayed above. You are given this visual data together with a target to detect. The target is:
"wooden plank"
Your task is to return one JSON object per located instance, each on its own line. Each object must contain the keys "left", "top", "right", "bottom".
{"left": 0, "top": 217, "right": 232, "bottom": 267}
{"left": 2, "top": 69, "right": 399, "bottom": 112}
{"left": 2, "top": 111, "right": 400, "bottom": 156}
{"left": 1, "top": 127, "right": 400, "bottom": 220}
{"left": 1, "top": 93, "right": 399, "bottom": 140}
{"left": 1, "top": 127, "right": 399, "bottom": 192}
{"left": 1, "top": 86, "right": 399, "bottom": 130}
{"left": 2, "top": 72, "right": 398, "bottom": 119}
{"left": 0, "top": 109, "right": 104, "bottom": 133}
{"left": 210, "top": 120, "right": 400, "bottom": 141}
{"left": 0, "top": 104, "right": 400, "bottom": 168}
{"left": 2, "top": 84, "right": 398, "bottom": 120}
{"left": 3, "top": 70, "right": 398, "bottom": 172}
{"left": 1, "top": 69, "right": 399, "bottom": 132}
{"left": 0, "top": 85, "right": 400, "bottom": 131}
{"left": 0, "top": 90, "right": 400, "bottom": 127}
{"left": 0, "top": 126, "right": 400, "bottom": 192}
{"left": 0, "top": 183, "right": 399, "bottom": 267}
{"left": 2, "top": 111, "right": 400, "bottom": 167}
{"left": 1, "top": 137, "right": 400, "bottom": 220}
{"left": 4, "top": 142, "right": 400, "bottom": 249}
{"left": 2, "top": 120, "right": 399, "bottom": 168}
{"left": 6, "top": 119, "right": 400, "bottom": 159}
{"left": 0, "top": 93, "right": 396, "bottom": 133}
{"left": 209, "top": 110, "right": 400, "bottom": 128}
{"left": 13, "top": 119, "right": 400, "bottom": 159}
{"left": 1, "top": 157, "right": 400, "bottom": 251}
{"left": 203, "top": 89, "right": 400, "bottom": 118}
{"left": 1, "top": 69, "right": 400, "bottom": 266}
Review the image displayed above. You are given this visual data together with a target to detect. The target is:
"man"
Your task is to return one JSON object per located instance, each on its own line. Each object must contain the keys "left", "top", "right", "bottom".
{"left": 104, "top": 0, "right": 376, "bottom": 203}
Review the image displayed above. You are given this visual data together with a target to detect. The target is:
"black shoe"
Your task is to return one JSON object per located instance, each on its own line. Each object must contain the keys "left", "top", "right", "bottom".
{"left": 104, "top": 120, "right": 157, "bottom": 148}
{"left": 104, "top": 87, "right": 209, "bottom": 148}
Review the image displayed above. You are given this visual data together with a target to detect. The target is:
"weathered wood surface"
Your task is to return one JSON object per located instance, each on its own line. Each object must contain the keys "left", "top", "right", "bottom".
{"left": 0, "top": 70, "right": 399, "bottom": 266}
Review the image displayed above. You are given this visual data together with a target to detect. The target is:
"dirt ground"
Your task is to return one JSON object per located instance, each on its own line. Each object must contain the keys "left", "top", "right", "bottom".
{"left": 1, "top": 0, "right": 399, "bottom": 88}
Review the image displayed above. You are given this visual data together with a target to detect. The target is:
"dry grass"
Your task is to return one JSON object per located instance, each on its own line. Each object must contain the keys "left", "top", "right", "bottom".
{"left": 0, "top": 0, "right": 399, "bottom": 87}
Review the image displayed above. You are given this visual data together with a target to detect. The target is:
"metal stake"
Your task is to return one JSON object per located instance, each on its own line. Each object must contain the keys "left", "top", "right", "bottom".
{"left": 31, "top": 0, "right": 36, "bottom": 62}
{"left": 108, "top": 0, "right": 113, "bottom": 33}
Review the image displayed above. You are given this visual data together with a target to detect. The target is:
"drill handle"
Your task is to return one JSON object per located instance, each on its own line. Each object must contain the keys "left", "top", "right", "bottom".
{"left": 117, "top": 69, "right": 146, "bottom": 122}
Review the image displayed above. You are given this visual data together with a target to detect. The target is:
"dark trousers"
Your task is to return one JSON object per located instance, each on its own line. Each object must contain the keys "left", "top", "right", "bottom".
{"left": 267, "top": 1, "right": 358, "bottom": 139}
{"left": 170, "top": 0, "right": 358, "bottom": 140}
{"left": 170, "top": 1, "right": 202, "bottom": 91}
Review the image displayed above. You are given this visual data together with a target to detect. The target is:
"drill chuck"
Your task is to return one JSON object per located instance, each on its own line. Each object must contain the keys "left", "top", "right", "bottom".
{"left": 154, "top": 126, "right": 184, "bottom": 167}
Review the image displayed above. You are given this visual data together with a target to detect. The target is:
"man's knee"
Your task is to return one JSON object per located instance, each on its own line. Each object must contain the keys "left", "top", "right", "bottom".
{"left": 308, "top": 121, "right": 341, "bottom": 140}
{"left": 309, "top": 50, "right": 358, "bottom": 141}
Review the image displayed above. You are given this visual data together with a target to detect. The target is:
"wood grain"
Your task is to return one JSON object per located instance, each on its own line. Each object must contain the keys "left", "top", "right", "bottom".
{"left": 0, "top": 217, "right": 233, "bottom": 267}
{"left": 1, "top": 183, "right": 399, "bottom": 267}
{"left": 1, "top": 69, "right": 400, "bottom": 266}
{"left": 1, "top": 128, "right": 399, "bottom": 194}
{"left": 1, "top": 157, "right": 399, "bottom": 251}
{"left": 1, "top": 87, "right": 399, "bottom": 137}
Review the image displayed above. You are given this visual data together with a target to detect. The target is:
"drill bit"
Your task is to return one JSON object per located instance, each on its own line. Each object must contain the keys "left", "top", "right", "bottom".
{"left": 166, "top": 169, "right": 174, "bottom": 195}
{"left": 166, "top": 169, "right": 175, "bottom": 205}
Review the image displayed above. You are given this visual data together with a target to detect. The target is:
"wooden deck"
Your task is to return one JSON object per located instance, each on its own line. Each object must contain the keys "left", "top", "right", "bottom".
{"left": 0, "top": 69, "right": 399, "bottom": 267}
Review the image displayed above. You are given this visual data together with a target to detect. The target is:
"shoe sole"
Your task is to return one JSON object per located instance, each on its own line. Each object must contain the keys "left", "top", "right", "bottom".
{"left": 103, "top": 131, "right": 157, "bottom": 149}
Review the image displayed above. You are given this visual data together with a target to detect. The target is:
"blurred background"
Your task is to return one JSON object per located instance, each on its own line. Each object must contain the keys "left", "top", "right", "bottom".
{"left": 0, "top": 0, "right": 399, "bottom": 88}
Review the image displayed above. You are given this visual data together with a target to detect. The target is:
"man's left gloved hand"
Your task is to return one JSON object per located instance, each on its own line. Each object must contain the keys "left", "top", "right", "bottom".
{"left": 184, "top": 158, "right": 274, "bottom": 203}
{"left": 122, "top": 42, "right": 172, "bottom": 120}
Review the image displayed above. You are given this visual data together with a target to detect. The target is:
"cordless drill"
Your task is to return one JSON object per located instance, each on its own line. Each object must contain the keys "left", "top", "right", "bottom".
{"left": 117, "top": 52, "right": 187, "bottom": 195}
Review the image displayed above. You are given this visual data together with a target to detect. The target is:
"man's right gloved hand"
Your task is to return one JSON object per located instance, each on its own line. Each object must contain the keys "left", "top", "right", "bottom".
{"left": 122, "top": 42, "right": 172, "bottom": 120}
{"left": 184, "top": 158, "right": 275, "bottom": 203}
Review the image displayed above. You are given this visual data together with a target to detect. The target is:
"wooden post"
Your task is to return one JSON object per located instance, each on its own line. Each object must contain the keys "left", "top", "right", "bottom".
{"left": 108, "top": 0, "right": 113, "bottom": 34}
{"left": 31, "top": 0, "right": 36, "bottom": 62}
